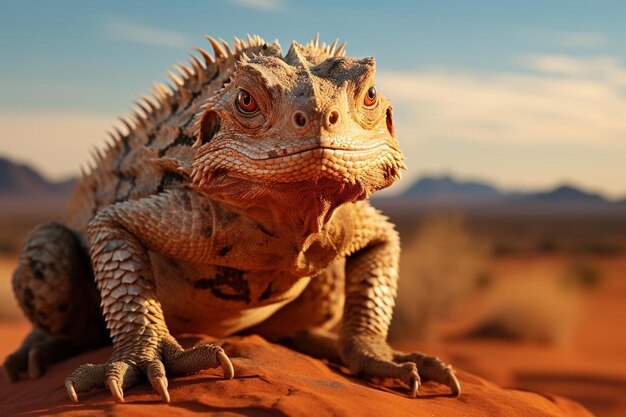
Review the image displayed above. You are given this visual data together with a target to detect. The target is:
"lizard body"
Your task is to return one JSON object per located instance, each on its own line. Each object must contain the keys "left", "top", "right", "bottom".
{"left": 4, "top": 35, "right": 459, "bottom": 402}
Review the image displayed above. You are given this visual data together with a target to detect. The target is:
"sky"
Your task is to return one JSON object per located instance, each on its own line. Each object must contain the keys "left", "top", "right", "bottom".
{"left": 1, "top": 0, "right": 625, "bottom": 198}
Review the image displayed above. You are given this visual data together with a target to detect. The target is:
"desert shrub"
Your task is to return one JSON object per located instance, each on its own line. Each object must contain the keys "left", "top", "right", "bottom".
{"left": 389, "top": 214, "right": 490, "bottom": 342}
{"left": 0, "top": 238, "right": 18, "bottom": 255}
{"left": 0, "top": 258, "right": 22, "bottom": 320}
{"left": 467, "top": 271, "right": 581, "bottom": 344}
{"left": 562, "top": 260, "right": 602, "bottom": 289}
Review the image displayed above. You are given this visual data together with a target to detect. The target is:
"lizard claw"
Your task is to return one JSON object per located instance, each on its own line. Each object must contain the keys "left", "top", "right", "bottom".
{"left": 341, "top": 336, "right": 460, "bottom": 398}
{"left": 394, "top": 350, "right": 460, "bottom": 397}
{"left": 217, "top": 350, "right": 234, "bottom": 380}
{"left": 409, "top": 374, "right": 420, "bottom": 399}
{"left": 449, "top": 372, "right": 462, "bottom": 397}
{"left": 65, "top": 336, "right": 233, "bottom": 403}
{"left": 153, "top": 376, "right": 170, "bottom": 403}
{"left": 65, "top": 380, "right": 78, "bottom": 403}
{"left": 106, "top": 378, "right": 124, "bottom": 402}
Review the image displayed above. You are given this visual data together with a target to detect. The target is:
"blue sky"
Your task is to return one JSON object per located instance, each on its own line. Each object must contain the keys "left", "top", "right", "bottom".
{"left": 1, "top": 0, "right": 625, "bottom": 197}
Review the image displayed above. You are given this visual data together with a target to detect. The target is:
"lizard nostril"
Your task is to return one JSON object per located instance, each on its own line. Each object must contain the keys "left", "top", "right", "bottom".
{"left": 293, "top": 111, "right": 307, "bottom": 128}
{"left": 327, "top": 110, "right": 339, "bottom": 125}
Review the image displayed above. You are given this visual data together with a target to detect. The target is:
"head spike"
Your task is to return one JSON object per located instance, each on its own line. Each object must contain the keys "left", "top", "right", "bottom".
{"left": 131, "top": 108, "right": 148, "bottom": 126}
{"left": 219, "top": 38, "right": 234, "bottom": 56}
{"left": 312, "top": 33, "right": 320, "bottom": 48}
{"left": 79, "top": 164, "right": 89, "bottom": 177}
{"left": 152, "top": 82, "right": 170, "bottom": 98}
{"left": 240, "top": 52, "right": 254, "bottom": 64}
{"left": 189, "top": 54, "right": 206, "bottom": 82}
{"left": 166, "top": 70, "right": 184, "bottom": 86}
{"left": 335, "top": 41, "right": 347, "bottom": 57}
{"left": 272, "top": 38, "right": 283, "bottom": 55}
{"left": 329, "top": 39, "right": 339, "bottom": 55}
{"left": 133, "top": 100, "right": 151, "bottom": 117}
{"left": 189, "top": 53, "right": 204, "bottom": 68}
{"left": 246, "top": 33, "right": 254, "bottom": 46}
{"left": 193, "top": 47, "right": 214, "bottom": 65}
{"left": 90, "top": 147, "right": 103, "bottom": 164}
{"left": 140, "top": 95, "right": 159, "bottom": 113}
{"left": 176, "top": 61, "right": 194, "bottom": 79}
{"left": 118, "top": 116, "right": 134, "bottom": 135}
{"left": 233, "top": 36, "right": 244, "bottom": 52}
{"left": 205, "top": 35, "right": 227, "bottom": 59}
{"left": 112, "top": 126, "right": 125, "bottom": 141}
{"left": 150, "top": 91, "right": 163, "bottom": 108}
{"left": 106, "top": 130, "right": 119, "bottom": 143}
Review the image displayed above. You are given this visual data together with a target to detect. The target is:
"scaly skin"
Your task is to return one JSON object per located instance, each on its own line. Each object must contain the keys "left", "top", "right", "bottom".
{"left": 4, "top": 34, "right": 460, "bottom": 402}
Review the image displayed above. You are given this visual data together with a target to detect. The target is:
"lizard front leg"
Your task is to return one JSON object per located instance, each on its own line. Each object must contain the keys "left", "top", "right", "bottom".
{"left": 339, "top": 202, "right": 460, "bottom": 397}
{"left": 65, "top": 190, "right": 233, "bottom": 403}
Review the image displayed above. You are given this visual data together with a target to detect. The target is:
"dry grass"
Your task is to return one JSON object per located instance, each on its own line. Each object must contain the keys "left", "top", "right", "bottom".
{"left": 467, "top": 269, "right": 582, "bottom": 344}
{"left": 390, "top": 214, "right": 490, "bottom": 342}
{"left": 389, "top": 214, "right": 589, "bottom": 346}
{"left": 0, "top": 256, "right": 21, "bottom": 320}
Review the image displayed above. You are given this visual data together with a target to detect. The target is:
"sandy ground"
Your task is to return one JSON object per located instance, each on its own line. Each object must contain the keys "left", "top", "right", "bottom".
{"left": 1, "top": 254, "right": 624, "bottom": 415}
{"left": 0, "top": 334, "right": 593, "bottom": 417}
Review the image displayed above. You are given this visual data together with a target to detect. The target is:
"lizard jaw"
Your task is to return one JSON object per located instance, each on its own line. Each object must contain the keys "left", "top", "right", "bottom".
{"left": 194, "top": 143, "right": 404, "bottom": 186}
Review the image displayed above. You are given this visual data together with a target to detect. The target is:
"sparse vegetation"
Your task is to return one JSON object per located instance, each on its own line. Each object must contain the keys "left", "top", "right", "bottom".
{"left": 0, "top": 238, "right": 17, "bottom": 255}
{"left": 563, "top": 260, "right": 603, "bottom": 289}
{"left": 390, "top": 214, "right": 490, "bottom": 342}
{"left": 467, "top": 272, "right": 581, "bottom": 344}
{"left": 0, "top": 257, "right": 21, "bottom": 320}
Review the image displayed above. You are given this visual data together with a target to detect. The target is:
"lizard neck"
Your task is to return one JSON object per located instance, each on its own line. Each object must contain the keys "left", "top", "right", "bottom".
{"left": 213, "top": 178, "right": 362, "bottom": 243}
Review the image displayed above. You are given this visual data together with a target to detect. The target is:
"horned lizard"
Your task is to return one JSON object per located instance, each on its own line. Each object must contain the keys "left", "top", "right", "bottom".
{"left": 3, "top": 34, "right": 460, "bottom": 402}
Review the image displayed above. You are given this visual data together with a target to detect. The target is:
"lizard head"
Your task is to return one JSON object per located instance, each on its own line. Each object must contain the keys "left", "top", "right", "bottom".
{"left": 191, "top": 39, "right": 405, "bottom": 213}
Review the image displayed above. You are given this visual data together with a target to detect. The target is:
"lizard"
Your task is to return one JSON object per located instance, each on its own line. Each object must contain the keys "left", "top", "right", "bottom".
{"left": 3, "top": 34, "right": 460, "bottom": 403}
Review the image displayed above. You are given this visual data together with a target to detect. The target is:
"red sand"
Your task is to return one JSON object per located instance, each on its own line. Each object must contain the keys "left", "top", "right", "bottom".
{"left": 3, "top": 254, "right": 623, "bottom": 416}
{"left": 0, "top": 333, "right": 592, "bottom": 417}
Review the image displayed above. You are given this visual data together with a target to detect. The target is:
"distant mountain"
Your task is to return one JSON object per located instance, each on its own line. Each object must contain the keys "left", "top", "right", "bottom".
{"left": 401, "top": 175, "right": 503, "bottom": 202}
{"left": 527, "top": 185, "right": 606, "bottom": 203}
{"left": 374, "top": 175, "right": 624, "bottom": 210}
{"left": 0, "top": 157, "right": 74, "bottom": 197}
{"left": 0, "top": 156, "right": 75, "bottom": 216}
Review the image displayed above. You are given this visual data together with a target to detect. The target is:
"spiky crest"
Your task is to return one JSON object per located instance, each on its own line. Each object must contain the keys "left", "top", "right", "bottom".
{"left": 86, "top": 35, "right": 347, "bottom": 176}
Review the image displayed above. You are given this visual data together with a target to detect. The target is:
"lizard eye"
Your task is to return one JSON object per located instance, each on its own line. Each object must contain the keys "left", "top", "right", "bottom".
{"left": 236, "top": 89, "right": 259, "bottom": 115}
{"left": 364, "top": 86, "right": 377, "bottom": 107}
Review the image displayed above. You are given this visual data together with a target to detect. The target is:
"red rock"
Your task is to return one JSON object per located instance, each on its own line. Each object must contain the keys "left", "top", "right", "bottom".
{"left": 0, "top": 335, "right": 593, "bottom": 417}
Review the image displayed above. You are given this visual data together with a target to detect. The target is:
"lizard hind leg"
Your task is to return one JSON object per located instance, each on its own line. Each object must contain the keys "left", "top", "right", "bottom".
{"left": 3, "top": 223, "right": 107, "bottom": 381}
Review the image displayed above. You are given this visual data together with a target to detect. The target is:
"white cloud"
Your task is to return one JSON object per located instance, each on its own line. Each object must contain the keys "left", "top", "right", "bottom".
{"left": 522, "top": 54, "right": 626, "bottom": 87}
{"left": 229, "top": 0, "right": 285, "bottom": 11}
{"left": 0, "top": 112, "right": 116, "bottom": 181}
{"left": 552, "top": 32, "right": 606, "bottom": 48}
{"left": 378, "top": 57, "right": 626, "bottom": 148}
{"left": 376, "top": 55, "right": 626, "bottom": 197}
{"left": 102, "top": 17, "right": 192, "bottom": 48}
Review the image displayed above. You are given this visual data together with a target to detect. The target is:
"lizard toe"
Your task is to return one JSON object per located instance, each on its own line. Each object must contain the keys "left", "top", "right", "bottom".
{"left": 105, "top": 361, "right": 143, "bottom": 402}
{"left": 393, "top": 351, "right": 460, "bottom": 397}
{"left": 145, "top": 359, "right": 170, "bottom": 403}
{"left": 162, "top": 336, "right": 234, "bottom": 379}
{"left": 3, "top": 350, "right": 28, "bottom": 382}
{"left": 65, "top": 363, "right": 107, "bottom": 402}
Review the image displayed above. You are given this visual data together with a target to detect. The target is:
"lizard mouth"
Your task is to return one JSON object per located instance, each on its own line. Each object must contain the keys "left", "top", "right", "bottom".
{"left": 219, "top": 139, "right": 392, "bottom": 161}
{"left": 256, "top": 143, "right": 391, "bottom": 161}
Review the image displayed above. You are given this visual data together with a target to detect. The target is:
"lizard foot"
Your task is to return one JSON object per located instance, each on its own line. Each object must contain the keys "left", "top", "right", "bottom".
{"left": 3, "top": 328, "right": 77, "bottom": 382}
{"left": 65, "top": 334, "right": 234, "bottom": 403}
{"left": 340, "top": 335, "right": 460, "bottom": 398}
